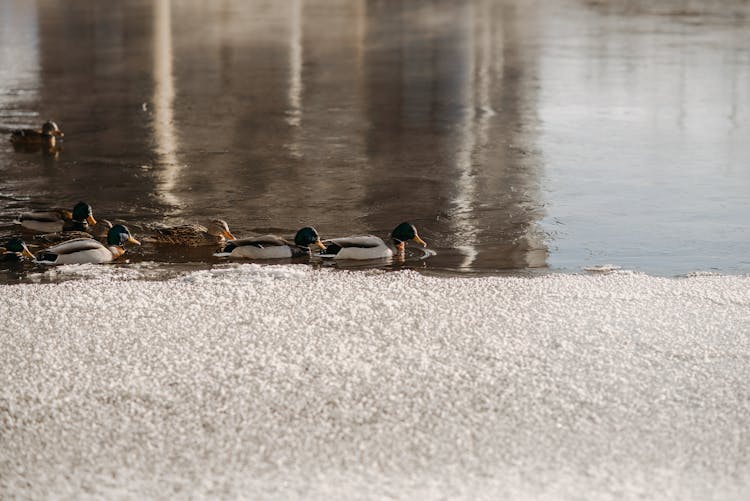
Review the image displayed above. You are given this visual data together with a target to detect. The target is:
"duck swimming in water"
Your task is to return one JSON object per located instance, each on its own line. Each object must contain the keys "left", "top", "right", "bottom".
{"left": 10, "top": 121, "right": 64, "bottom": 144}
{"left": 37, "top": 219, "right": 113, "bottom": 244}
{"left": 216, "top": 227, "right": 325, "bottom": 259}
{"left": 148, "top": 219, "right": 235, "bottom": 246}
{"left": 0, "top": 238, "right": 35, "bottom": 262}
{"left": 19, "top": 201, "right": 96, "bottom": 233}
{"left": 35, "top": 224, "right": 140, "bottom": 265}
{"left": 320, "top": 222, "right": 427, "bottom": 260}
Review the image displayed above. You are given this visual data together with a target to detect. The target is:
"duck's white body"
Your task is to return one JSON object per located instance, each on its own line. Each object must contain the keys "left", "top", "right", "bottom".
{"left": 228, "top": 245, "right": 294, "bottom": 259}
{"left": 217, "top": 235, "right": 305, "bottom": 259}
{"left": 19, "top": 211, "right": 68, "bottom": 233}
{"left": 324, "top": 235, "right": 394, "bottom": 260}
{"left": 36, "top": 238, "right": 122, "bottom": 265}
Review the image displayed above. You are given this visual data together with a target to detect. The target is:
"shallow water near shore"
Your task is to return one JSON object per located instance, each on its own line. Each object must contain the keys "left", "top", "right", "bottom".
{"left": 1, "top": 0, "right": 749, "bottom": 281}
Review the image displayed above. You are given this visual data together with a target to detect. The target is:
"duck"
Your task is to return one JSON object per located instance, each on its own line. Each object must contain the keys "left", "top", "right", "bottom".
{"left": 147, "top": 219, "right": 235, "bottom": 246}
{"left": 320, "top": 222, "right": 427, "bottom": 260}
{"left": 19, "top": 201, "right": 96, "bottom": 233}
{"left": 88, "top": 219, "right": 114, "bottom": 239}
{"left": 10, "top": 121, "right": 64, "bottom": 144}
{"left": 0, "top": 238, "right": 35, "bottom": 262}
{"left": 35, "top": 224, "right": 140, "bottom": 265}
{"left": 215, "top": 227, "right": 325, "bottom": 259}
{"left": 37, "top": 219, "right": 113, "bottom": 244}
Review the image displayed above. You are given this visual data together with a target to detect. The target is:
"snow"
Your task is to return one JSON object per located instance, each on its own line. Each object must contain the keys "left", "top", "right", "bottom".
{"left": 1, "top": 265, "right": 749, "bottom": 500}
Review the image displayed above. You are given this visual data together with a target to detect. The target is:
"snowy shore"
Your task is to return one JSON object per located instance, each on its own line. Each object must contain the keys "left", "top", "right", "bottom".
{"left": 1, "top": 265, "right": 749, "bottom": 499}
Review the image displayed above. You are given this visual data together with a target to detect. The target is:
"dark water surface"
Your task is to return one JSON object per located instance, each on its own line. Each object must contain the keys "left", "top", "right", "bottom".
{"left": 1, "top": 0, "right": 748, "bottom": 280}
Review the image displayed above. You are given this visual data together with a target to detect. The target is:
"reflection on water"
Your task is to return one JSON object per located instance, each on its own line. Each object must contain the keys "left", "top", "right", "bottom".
{"left": 286, "top": 0, "right": 303, "bottom": 129}
{"left": 152, "top": 0, "right": 181, "bottom": 209}
{"left": 357, "top": 1, "right": 546, "bottom": 271}
{"left": 1, "top": 0, "right": 749, "bottom": 279}
{"left": 0, "top": 2, "right": 39, "bottom": 121}
{"left": 453, "top": 2, "right": 480, "bottom": 269}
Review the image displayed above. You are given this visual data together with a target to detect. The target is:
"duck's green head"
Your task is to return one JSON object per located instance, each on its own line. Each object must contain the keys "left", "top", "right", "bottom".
{"left": 5, "top": 238, "right": 34, "bottom": 258}
{"left": 72, "top": 201, "right": 97, "bottom": 225}
{"left": 391, "top": 222, "right": 427, "bottom": 253}
{"left": 107, "top": 224, "right": 141, "bottom": 247}
{"left": 42, "top": 121, "right": 63, "bottom": 137}
{"left": 294, "top": 227, "right": 326, "bottom": 250}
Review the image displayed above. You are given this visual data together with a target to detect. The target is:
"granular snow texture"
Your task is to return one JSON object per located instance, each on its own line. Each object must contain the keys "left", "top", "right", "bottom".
{"left": 1, "top": 265, "right": 749, "bottom": 500}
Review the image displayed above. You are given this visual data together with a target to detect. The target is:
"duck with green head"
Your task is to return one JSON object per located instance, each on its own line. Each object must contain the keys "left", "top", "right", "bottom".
{"left": 320, "top": 222, "right": 427, "bottom": 260}
{"left": 215, "top": 227, "right": 325, "bottom": 259}
{"left": 20, "top": 201, "right": 97, "bottom": 233}
{"left": 10, "top": 121, "right": 64, "bottom": 144}
{"left": 35, "top": 224, "right": 140, "bottom": 265}
{"left": 1, "top": 238, "right": 35, "bottom": 262}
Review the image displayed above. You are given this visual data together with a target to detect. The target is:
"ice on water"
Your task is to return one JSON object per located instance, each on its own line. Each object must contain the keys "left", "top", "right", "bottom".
{"left": 1, "top": 265, "right": 749, "bottom": 499}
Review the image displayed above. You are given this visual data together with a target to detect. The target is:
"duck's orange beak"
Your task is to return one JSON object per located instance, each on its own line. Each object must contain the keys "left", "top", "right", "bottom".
{"left": 412, "top": 235, "right": 427, "bottom": 247}
{"left": 22, "top": 246, "right": 35, "bottom": 259}
{"left": 223, "top": 230, "right": 235, "bottom": 240}
{"left": 127, "top": 236, "right": 141, "bottom": 245}
{"left": 87, "top": 214, "right": 97, "bottom": 225}
{"left": 314, "top": 240, "right": 326, "bottom": 250}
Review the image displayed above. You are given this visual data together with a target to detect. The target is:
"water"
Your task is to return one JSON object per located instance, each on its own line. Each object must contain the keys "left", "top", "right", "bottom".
{"left": 1, "top": 0, "right": 749, "bottom": 280}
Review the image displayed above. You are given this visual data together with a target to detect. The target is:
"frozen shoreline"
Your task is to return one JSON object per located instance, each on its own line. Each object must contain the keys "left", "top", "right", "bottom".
{"left": 1, "top": 265, "right": 749, "bottom": 499}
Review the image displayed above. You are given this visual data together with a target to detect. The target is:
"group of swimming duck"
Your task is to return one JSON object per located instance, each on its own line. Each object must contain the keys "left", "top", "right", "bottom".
{"left": 2, "top": 201, "right": 427, "bottom": 265}
{"left": 4, "top": 122, "right": 428, "bottom": 265}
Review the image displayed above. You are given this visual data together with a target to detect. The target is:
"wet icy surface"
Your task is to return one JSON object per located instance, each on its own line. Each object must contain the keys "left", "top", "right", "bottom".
{"left": 2, "top": 266, "right": 749, "bottom": 499}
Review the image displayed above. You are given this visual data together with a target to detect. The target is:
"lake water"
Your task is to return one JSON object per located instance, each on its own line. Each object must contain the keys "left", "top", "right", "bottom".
{"left": 1, "top": 0, "right": 749, "bottom": 279}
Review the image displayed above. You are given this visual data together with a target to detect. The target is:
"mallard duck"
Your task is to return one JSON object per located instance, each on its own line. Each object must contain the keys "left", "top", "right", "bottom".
{"left": 10, "top": 121, "right": 64, "bottom": 144}
{"left": 215, "top": 227, "right": 325, "bottom": 259}
{"left": 89, "top": 219, "right": 113, "bottom": 239}
{"left": 148, "top": 219, "right": 235, "bottom": 246}
{"left": 1, "top": 238, "right": 35, "bottom": 262}
{"left": 37, "top": 219, "right": 113, "bottom": 244}
{"left": 321, "top": 222, "right": 427, "bottom": 260}
{"left": 19, "top": 201, "right": 96, "bottom": 233}
{"left": 35, "top": 224, "right": 140, "bottom": 265}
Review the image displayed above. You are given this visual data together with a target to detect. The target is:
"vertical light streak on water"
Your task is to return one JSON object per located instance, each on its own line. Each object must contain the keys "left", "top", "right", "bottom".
{"left": 153, "top": 0, "right": 181, "bottom": 208}
{"left": 354, "top": 0, "right": 366, "bottom": 83}
{"left": 287, "top": 0, "right": 303, "bottom": 128}
{"left": 0, "top": 0, "right": 39, "bottom": 121}
{"left": 452, "top": 2, "right": 480, "bottom": 269}
{"left": 475, "top": 0, "right": 496, "bottom": 150}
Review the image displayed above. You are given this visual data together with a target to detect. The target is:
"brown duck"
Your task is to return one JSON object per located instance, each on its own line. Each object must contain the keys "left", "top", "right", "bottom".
{"left": 148, "top": 219, "right": 236, "bottom": 246}
{"left": 10, "top": 121, "right": 64, "bottom": 144}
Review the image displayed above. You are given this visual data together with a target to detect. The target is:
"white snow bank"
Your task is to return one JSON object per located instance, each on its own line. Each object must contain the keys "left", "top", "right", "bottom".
{"left": 1, "top": 266, "right": 749, "bottom": 500}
